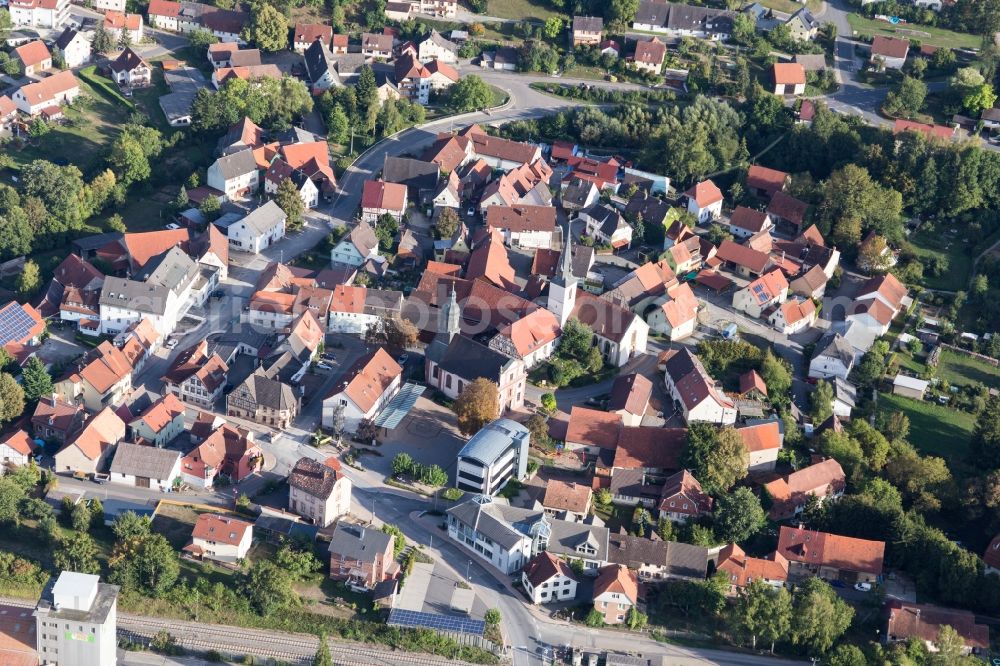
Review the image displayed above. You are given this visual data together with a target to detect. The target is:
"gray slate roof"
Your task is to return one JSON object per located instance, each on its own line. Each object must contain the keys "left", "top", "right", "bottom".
{"left": 382, "top": 156, "right": 439, "bottom": 194}
{"left": 814, "top": 332, "right": 855, "bottom": 367}
{"left": 236, "top": 367, "right": 297, "bottom": 410}
{"left": 606, "top": 533, "right": 708, "bottom": 580}
{"left": 109, "top": 442, "right": 180, "bottom": 480}
{"left": 100, "top": 276, "right": 171, "bottom": 315}
{"left": 212, "top": 148, "right": 257, "bottom": 180}
{"left": 237, "top": 200, "right": 286, "bottom": 237}
{"left": 328, "top": 522, "right": 393, "bottom": 560}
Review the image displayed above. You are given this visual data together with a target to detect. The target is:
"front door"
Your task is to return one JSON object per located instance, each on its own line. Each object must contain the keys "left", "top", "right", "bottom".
{"left": 136, "top": 477, "right": 150, "bottom": 488}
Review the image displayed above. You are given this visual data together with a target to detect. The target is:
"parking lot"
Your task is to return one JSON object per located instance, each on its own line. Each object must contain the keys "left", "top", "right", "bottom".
{"left": 361, "top": 396, "right": 467, "bottom": 479}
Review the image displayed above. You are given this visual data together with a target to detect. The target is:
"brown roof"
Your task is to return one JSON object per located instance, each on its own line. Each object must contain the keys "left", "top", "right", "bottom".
{"left": 572, "top": 15, "right": 603, "bottom": 33}
{"left": 161, "top": 340, "right": 228, "bottom": 393}
{"left": 612, "top": 426, "right": 686, "bottom": 470}
{"left": 459, "top": 124, "right": 540, "bottom": 165}
{"left": 717, "top": 544, "right": 789, "bottom": 588}
{"left": 191, "top": 513, "right": 252, "bottom": 546}
{"left": 31, "top": 396, "right": 83, "bottom": 436}
{"left": 797, "top": 224, "right": 825, "bottom": 246}
{"left": 634, "top": 37, "right": 666, "bottom": 65}
{"left": 542, "top": 480, "right": 592, "bottom": 514}
{"left": 288, "top": 456, "right": 343, "bottom": 499}
{"left": 361, "top": 180, "right": 407, "bottom": 212}
{"left": 772, "top": 62, "right": 806, "bottom": 86}
{"left": 739, "top": 370, "right": 767, "bottom": 397}
{"left": 331, "top": 348, "right": 402, "bottom": 413}
{"left": 871, "top": 35, "right": 910, "bottom": 59}
{"left": 746, "top": 165, "right": 788, "bottom": 196}
{"left": 422, "top": 134, "right": 471, "bottom": 172}
{"left": 593, "top": 564, "right": 638, "bottom": 604}
{"left": 886, "top": 602, "right": 989, "bottom": 650}
{"left": 147, "top": 0, "right": 181, "bottom": 16}
{"left": 730, "top": 206, "right": 770, "bottom": 233}
{"left": 715, "top": 240, "right": 771, "bottom": 274}
{"left": 294, "top": 22, "right": 332, "bottom": 45}
{"left": 659, "top": 470, "right": 712, "bottom": 515}
{"left": 765, "top": 458, "right": 845, "bottom": 515}
{"left": 790, "top": 264, "right": 828, "bottom": 296}
{"left": 767, "top": 191, "right": 808, "bottom": 227}
{"left": 777, "top": 525, "right": 885, "bottom": 575}
{"left": 985, "top": 534, "right": 1000, "bottom": 569}
{"left": 857, "top": 272, "right": 907, "bottom": 310}
{"left": 74, "top": 341, "right": 133, "bottom": 394}
{"left": 465, "top": 237, "right": 516, "bottom": 290}
{"left": 736, "top": 420, "right": 782, "bottom": 452}
{"left": 523, "top": 551, "right": 577, "bottom": 587}
{"left": 361, "top": 32, "right": 394, "bottom": 52}
{"left": 662, "top": 347, "right": 732, "bottom": 413}
{"left": 608, "top": 373, "right": 652, "bottom": 416}
{"left": 426, "top": 261, "right": 462, "bottom": 277}
{"left": 565, "top": 406, "right": 622, "bottom": 449}
{"left": 14, "top": 41, "right": 50, "bottom": 67}
{"left": 485, "top": 205, "right": 556, "bottom": 233}
{"left": 570, "top": 290, "right": 639, "bottom": 344}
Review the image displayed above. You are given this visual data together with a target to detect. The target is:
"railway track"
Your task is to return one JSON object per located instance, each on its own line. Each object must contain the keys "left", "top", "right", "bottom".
{"left": 0, "top": 597, "right": 485, "bottom": 666}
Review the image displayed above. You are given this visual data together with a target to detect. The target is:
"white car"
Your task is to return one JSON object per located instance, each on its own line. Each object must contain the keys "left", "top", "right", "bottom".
{"left": 165, "top": 223, "right": 180, "bottom": 230}
{"left": 316, "top": 362, "right": 333, "bottom": 371}
{"left": 853, "top": 582, "right": 872, "bottom": 592}
{"left": 165, "top": 339, "right": 179, "bottom": 349}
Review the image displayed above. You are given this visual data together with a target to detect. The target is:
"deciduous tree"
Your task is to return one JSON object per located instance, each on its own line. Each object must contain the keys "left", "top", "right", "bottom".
{"left": 0, "top": 373, "right": 25, "bottom": 424}
{"left": 54, "top": 532, "right": 100, "bottom": 574}
{"left": 242, "top": 2, "right": 287, "bottom": 51}
{"left": 733, "top": 579, "right": 792, "bottom": 652}
{"left": 274, "top": 177, "right": 305, "bottom": 231}
{"left": 241, "top": 560, "right": 295, "bottom": 615}
{"left": 682, "top": 424, "right": 748, "bottom": 495}
{"left": 714, "top": 487, "right": 765, "bottom": 544}
{"left": 790, "top": 577, "right": 853, "bottom": 654}
{"left": 453, "top": 378, "right": 499, "bottom": 436}
{"left": 16, "top": 260, "right": 40, "bottom": 297}
{"left": 435, "top": 207, "right": 460, "bottom": 239}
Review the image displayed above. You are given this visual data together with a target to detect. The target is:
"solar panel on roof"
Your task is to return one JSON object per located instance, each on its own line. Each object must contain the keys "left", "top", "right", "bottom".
{"left": 0, "top": 303, "right": 38, "bottom": 347}
{"left": 387, "top": 608, "right": 486, "bottom": 636}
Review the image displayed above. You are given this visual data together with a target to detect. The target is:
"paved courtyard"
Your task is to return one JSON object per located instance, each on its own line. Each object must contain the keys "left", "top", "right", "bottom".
{"left": 361, "top": 396, "right": 467, "bottom": 479}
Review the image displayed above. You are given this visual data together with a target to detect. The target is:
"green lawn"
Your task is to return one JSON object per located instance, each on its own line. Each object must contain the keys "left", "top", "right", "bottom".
{"left": 2, "top": 77, "right": 131, "bottom": 176}
{"left": 907, "top": 227, "right": 974, "bottom": 291}
{"left": 936, "top": 349, "right": 1000, "bottom": 387}
{"left": 877, "top": 392, "right": 976, "bottom": 462}
{"left": 484, "top": 0, "right": 562, "bottom": 21}
{"left": 759, "top": 0, "right": 822, "bottom": 13}
{"left": 847, "top": 14, "right": 982, "bottom": 49}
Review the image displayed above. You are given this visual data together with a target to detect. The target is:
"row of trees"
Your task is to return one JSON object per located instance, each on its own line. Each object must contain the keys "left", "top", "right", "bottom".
{"left": 191, "top": 75, "right": 313, "bottom": 133}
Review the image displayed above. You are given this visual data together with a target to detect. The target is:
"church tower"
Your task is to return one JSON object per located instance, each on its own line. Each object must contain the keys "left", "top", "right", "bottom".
{"left": 547, "top": 223, "right": 577, "bottom": 326}
{"left": 438, "top": 284, "right": 461, "bottom": 343}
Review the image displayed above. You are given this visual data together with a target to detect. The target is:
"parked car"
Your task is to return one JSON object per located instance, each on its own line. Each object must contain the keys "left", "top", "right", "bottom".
{"left": 166, "top": 338, "right": 179, "bottom": 349}
{"left": 92, "top": 472, "right": 110, "bottom": 484}
{"left": 853, "top": 582, "right": 872, "bottom": 592}
{"left": 316, "top": 362, "right": 334, "bottom": 371}
{"left": 397, "top": 353, "right": 409, "bottom": 364}
{"left": 165, "top": 222, "right": 180, "bottom": 230}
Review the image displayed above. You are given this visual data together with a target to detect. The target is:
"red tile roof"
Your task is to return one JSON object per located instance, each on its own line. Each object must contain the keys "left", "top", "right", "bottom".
{"left": 717, "top": 544, "right": 789, "bottom": 588}
{"left": 495, "top": 308, "right": 560, "bottom": 357}
{"left": 736, "top": 420, "right": 782, "bottom": 452}
{"left": 333, "top": 347, "right": 402, "bottom": 413}
{"left": 0, "top": 430, "right": 36, "bottom": 456}
{"left": 893, "top": 118, "right": 954, "bottom": 140}
{"left": 777, "top": 525, "right": 884, "bottom": 575}
{"left": 485, "top": 204, "right": 556, "bottom": 233}
{"left": 612, "top": 426, "right": 686, "bottom": 470}
{"left": 872, "top": 35, "right": 910, "bottom": 59}
{"left": 361, "top": 180, "right": 407, "bottom": 212}
{"left": 14, "top": 41, "right": 50, "bottom": 68}
{"left": 565, "top": 406, "right": 622, "bottom": 449}
{"left": 542, "top": 480, "right": 592, "bottom": 514}
{"left": 739, "top": 370, "right": 767, "bottom": 397}
{"left": 746, "top": 165, "right": 788, "bottom": 196}
{"left": 593, "top": 565, "right": 638, "bottom": 604}
{"left": 191, "top": 513, "right": 252, "bottom": 546}
{"left": 730, "top": 206, "right": 770, "bottom": 233}
{"left": 634, "top": 36, "right": 666, "bottom": 66}
{"left": 767, "top": 191, "right": 808, "bottom": 227}
{"left": 293, "top": 22, "right": 332, "bottom": 45}
{"left": 773, "top": 62, "right": 806, "bottom": 86}
{"left": 684, "top": 180, "right": 723, "bottom": 208}
{"left": 147, "top": 0, "right": 182, "bottom": 17}
{"left": 886, "top": 602, "right": 989, "bottom": 650}
{"left": 608, "top": 373, "right": 652, "bottom": 416}
{"left": 523, "top": 551, "right": 577, "bottom": 587}
{"left": 715, "top": 240, "right": 772, "bottom": 274}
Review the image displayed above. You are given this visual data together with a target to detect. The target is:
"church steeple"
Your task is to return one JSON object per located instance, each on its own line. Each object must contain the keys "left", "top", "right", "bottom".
{"left": 439, "top": 284, "right": 461, "bottom": 343}
{"left": 548, "top": 222, "right": 577, "bottom": 326}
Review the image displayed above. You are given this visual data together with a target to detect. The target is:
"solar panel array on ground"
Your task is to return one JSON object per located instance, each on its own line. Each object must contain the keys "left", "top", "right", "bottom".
{"left": 387, "top": 608, "right": 486, "bottom": 636}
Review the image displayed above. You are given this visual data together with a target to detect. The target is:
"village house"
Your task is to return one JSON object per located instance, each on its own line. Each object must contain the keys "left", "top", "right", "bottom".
{"left": 522, "top": 551, "right": 579, "bottom": 604}
{"left": 13, "top": 69, "right": 80, "bottom": 114}
{"left": 571, "top": 15, "right": 603, "bottom": 45}
{"left": 632, "top": 0, "right": 736, "bottom": 39}
{"left": 8, "top": 0, "right": 69, "bottom": 28}
{"left": 417, "top": 30, "right": 458, "bottom": 63}
{"left": 886, "top": 602, "right": 989, "bottom": 655}
{"left": 772, "top": 62, "right": 806, "bottom": 96}
{"left": 0, "top": 301, "right": 46, "bottom": 363}
{"left": 764, "top": 458, "right": 846, "bottom": 520}
{"left": 14, "top": 41, "right": 52, "bottom": 76}
{"left": 263, "top": 160, "right": 319, "bottom": 209}
{"left": 485, "top": 205, "right": 557, "bottom": 249}
{"left": 777, "top": 525, "right": 885, "bottom": 584}
{"left": 541, "top": 480, "right": 593, "bottom": 522}
{"left": 330, "top": 222, "right": 380, "bottom": 267}
{"left": 181, "top": 422, "right": 261, "bottom": 488}
{"left": 786, "top": 7, "right": 820, "bottom": 40}
{"left": 716, "top": 544, "right": 789, "bottom": 595}
{"left": 207, "top": 148, "right": 259, "bottom": 201}
{"left": 288, "top": 456, "right": 352, "bottom": 527}
{"left": 684, "top": 179, "right": 723, "bottom": 223}
{"left": 184, "top": 514, "right": 253, "bottom": 564}
{"left": 54, "top": 28, "right": 91, "bottom": 68}
{"left": 128, "top": 392, "right": 185, "bottom": 447}
{"left": 662, "top": 348, "right": 736, "bottom": 424}
{"left": 870, "top": 35, "right": 909, "bottom": 69}
{"left": 108, "top": 442, "right": 181, "bottom": 490}
{"left": 0, "top": 430, "right": 38, "bottom": 467}
{"left": 729, "top": 206, "right": 773, "bottom": 239}
{"left": 591, "top": 565, "right": 639, "bottom": 625}
{"left": 31, "top": 396, "right": 85, "bottom": 444}
{"left": 292, "top": 22, "right": 332, "bottom": 51}
{"left": 607, "top": 373, "right": 652, "bottom": 426}
{"left": 767, "top": 191, "right": 809, "bottom": 233}
{"left": 809, "top": 331, "right": 856, "bottom": 381}
{"left": 328, "top": 522, "right": 397, "bottom": 589}
{"left": 53, "top": 407, "right": 126, "bottom": 475}
{"left": 321, "top": 348, "right": 402, "bottom": 434}
{"left": 746, "top": 165, "right": 788, "bottom": 199}
{"left": 632, "top": 36, "right": 666, "bottom": 74}
{"left": 737, "top": 419, "right": 783, "bottom": 472}
{"left": 361, "top": 180, "right": 408, "bottom": 223}
{"left": 733, "top": 270, "right": 789, "bottom": 319}
{"left": 225, "top": 200, "right": 287, "bottom": 254}
{"left": 606, "top": 533, "right": 708, "bottom": 583}
{"left": 161, "top": 341, "right": 228, "bottom": 409}
{"left": 360, "top": 32, "right": 393, "bottom": 59}
{"left": 658, "top": 470, "right": 713, "bottom": 522}
{"left": 768, "top": 297, "right": 816, "bottom": 335}
{"left": 714, "top": 240, "right": 773, "bottom": 278}
{"left": 227, "top": 366, "right": 300, "bottom": 429}
{"left": 581, "top": 204, "right": 633, "bottom": 250}
{"left": 56, "top": 341, "right": 133, "bottom": 412}
{"left": 0, "top": 97, "right": 16, "bottom": 131}
{"left": 104, "top": 11, "right": 144, "bottom": 43}
{"left": 847, "top": 272, "right": 908, "bottom": 336}
{"left": 109, "top": 47, "right": 151, "bottom": 89}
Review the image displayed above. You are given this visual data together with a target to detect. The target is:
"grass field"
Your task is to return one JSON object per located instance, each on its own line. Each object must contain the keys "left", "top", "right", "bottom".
{"left": 908, "top": 227, "right": 973, "bottom": 291}
{"left": 878, "top": 391, "right": 976, "bottom": 462}
{"left": 759, "top": 0, "right": 822, "bottom": 14}
{"left": 937, "top": 349, "right": 1000, "bottom": 387}
{"left": 847, "top": 14, "right": 982, "bottom": 49}
{"left": 485, "top": 0, "right": 562, "bottom": 22}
